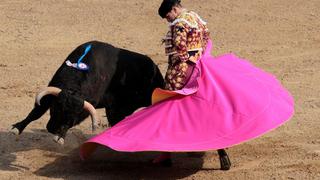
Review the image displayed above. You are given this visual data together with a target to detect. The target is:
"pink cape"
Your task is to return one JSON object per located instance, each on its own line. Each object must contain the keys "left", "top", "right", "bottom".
{"left": 80, "top": 40, "right": 294, "bottom": 160}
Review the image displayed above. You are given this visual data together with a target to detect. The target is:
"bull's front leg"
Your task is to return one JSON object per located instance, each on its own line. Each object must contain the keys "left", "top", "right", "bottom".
{"left": 10, "top": 96, "right": 52, "bottom": 135}
{"left": 217, "top": 149, "right": 231, "bottom": 170}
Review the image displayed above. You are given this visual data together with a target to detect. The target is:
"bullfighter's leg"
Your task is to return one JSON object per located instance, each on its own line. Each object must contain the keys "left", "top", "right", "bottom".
{"left": 152, "top": 60, "right": 195, "bottom": 166}
{"left": 11, "top": 96, "right": 53, "bottom": 135}
{"left": 218, "top": 149, "right": 231, "bottom": 170}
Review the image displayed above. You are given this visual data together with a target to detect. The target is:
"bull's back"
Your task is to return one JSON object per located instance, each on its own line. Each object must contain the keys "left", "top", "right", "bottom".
{"left": 48, "top": 40, "right": 164, "bottom": 112}
{"left": 48, "top": 41, "right": 119, "bottom": 104}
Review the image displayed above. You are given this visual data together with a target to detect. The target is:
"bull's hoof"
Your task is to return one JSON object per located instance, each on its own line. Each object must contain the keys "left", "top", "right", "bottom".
{"left": 219, "top": 155, "right": 231, "bottom": 170}
{"left": 53, "top": 135, "right": 65, "bottom": 145}
{"left": 9, "top": 127, "right": 20, "bottom": 135}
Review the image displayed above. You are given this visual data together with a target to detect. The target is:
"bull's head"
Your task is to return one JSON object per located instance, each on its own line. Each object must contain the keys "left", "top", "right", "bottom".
{"left": 36, "top": 87, "right": 98, "bottom": 145}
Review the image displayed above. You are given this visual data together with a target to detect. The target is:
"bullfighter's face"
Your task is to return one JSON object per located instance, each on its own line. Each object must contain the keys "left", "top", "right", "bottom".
{"left": 165, "top": 6, "right": 183, "bottom": 22}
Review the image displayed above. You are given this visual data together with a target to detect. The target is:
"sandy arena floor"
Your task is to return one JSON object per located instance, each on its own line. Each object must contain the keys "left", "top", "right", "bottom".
{"left": 0, "top": 0, "right": 319, "bottom": 179}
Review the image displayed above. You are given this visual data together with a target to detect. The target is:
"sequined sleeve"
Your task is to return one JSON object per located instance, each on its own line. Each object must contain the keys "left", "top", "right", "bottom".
{"left": 172, "top": 23, "right": 190, "bottom": 62}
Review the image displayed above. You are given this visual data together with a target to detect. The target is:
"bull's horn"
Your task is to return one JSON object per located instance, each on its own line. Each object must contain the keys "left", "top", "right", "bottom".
{"left": 36, "top": 87, "right": 62, "bottom": 105}
{"left": 83, "top": 101, "right": 98, "bottom": 132}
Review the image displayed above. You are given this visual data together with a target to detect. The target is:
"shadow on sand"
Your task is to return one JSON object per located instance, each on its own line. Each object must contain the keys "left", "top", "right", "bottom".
{"left": 0, "top": 128, "right": 86, "bottom": 171}
{"left": 0, "top": 129, "right": 220, "bottom": 179}
{"left": 35, "top": 147, "right": 215, "bottom": 179}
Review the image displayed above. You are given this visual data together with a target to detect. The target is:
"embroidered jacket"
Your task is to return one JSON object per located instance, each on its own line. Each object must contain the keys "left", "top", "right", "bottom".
{"left": 163, "top": 10, "right": 210, "bottom": 63}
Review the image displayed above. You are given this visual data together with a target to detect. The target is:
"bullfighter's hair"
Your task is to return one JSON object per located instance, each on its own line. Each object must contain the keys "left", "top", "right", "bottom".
{"left": 158, "top": 0, "right": 182, "bottom": 18}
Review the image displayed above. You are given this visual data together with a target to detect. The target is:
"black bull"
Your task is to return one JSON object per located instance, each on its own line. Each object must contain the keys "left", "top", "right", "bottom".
{"left": 10, "top": 41, "right": 231, "bottom": 170}
{"left": 11, "top": 41, "right": 165, "bottom": 144}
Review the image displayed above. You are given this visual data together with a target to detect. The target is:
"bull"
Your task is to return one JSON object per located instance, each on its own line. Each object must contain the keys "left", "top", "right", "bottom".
{"left": 10, "top": 41, "right": 165, "bottom": 144}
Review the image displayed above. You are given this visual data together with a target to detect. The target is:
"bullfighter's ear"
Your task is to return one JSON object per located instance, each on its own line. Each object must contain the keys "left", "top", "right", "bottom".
{"left": 57, "top": 90, "right": 84, "bottom": 112}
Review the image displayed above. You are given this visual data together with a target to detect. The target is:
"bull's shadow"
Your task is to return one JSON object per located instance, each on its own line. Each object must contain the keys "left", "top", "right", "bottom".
{"left": 0, "top": 129, "right": 219, "bottom": 179}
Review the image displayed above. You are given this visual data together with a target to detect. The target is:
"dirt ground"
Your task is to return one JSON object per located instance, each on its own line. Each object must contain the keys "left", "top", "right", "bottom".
{"left": 0, "top": 0, "right": 319, "bottom": 179}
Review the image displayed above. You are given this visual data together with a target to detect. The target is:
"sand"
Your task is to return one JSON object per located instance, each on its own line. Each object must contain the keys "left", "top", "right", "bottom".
{"left": 0, "top": 0, "right": 319, "bottom": 179}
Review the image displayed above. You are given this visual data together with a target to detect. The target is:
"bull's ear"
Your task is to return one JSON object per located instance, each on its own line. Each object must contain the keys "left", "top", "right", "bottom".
{"left": 57, "top": 90, "right": 84, "bottom": 111}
